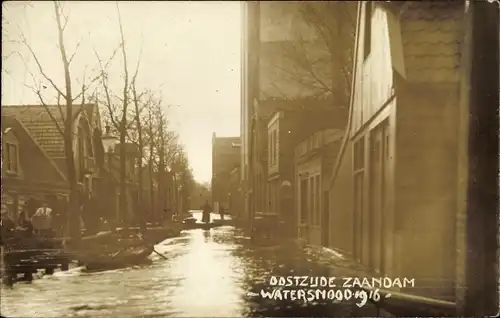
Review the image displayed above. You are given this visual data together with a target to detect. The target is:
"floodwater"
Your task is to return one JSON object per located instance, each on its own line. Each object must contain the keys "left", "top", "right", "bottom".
{"left": 1, "top": 212, "right": 379, "bottom": 317}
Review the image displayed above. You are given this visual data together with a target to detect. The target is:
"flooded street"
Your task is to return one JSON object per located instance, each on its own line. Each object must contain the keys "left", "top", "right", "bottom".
{"left": 1, "top": 213, "right": 378, "bottom": 317}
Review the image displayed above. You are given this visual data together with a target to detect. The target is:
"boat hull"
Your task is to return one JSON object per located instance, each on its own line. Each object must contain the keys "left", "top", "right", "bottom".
{"left": 79, "top": 245, "right": 154, "bottom": 271}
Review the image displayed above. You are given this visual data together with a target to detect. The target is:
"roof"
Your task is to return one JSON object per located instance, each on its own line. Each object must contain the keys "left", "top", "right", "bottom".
{"left": 2, "top": 104, "right": 97, "bottom": 158}
{"left": 399, "top": 1, "right": 463, "bottom": 82}
{"left": 1, "top": 115, "right": 67, "bottom": 185}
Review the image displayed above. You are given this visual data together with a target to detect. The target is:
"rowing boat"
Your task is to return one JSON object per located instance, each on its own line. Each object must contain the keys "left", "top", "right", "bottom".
{"left": 76, "top": 243, "right": 154, "bottom": 271}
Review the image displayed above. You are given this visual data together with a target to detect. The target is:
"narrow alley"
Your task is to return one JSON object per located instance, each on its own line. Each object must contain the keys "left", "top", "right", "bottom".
{"left": 1, "top": 212, "right": 379, "bottom": 317}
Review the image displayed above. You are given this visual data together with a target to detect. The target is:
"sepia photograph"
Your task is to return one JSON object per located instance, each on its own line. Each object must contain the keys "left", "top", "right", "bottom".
{"left": 1, "top": 0, "right": 499, "bottom": 317}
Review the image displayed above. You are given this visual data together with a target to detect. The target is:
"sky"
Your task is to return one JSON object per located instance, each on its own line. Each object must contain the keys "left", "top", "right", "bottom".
{"left": 1, "top": 1, "right": 241, "bottom": 183}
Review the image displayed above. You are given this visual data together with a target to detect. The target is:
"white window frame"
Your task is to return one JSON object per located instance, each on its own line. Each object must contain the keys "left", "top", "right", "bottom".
{"left": 5, "top": 141, "right": 20, "bottom": 175}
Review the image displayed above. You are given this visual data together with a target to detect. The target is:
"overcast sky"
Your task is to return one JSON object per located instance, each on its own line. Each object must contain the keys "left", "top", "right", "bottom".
{"left": 2, "top": 1, "right": 241, "bottom": 183}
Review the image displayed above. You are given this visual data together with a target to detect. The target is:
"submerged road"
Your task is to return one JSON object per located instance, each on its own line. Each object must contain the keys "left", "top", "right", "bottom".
{"left": 1, "top": 212, "right": 380, "bottom": 317}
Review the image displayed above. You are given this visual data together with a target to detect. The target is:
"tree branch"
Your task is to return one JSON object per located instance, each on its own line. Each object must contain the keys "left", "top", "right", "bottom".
{"left": 19, "top": 30, "right": 67, "bottom": 100}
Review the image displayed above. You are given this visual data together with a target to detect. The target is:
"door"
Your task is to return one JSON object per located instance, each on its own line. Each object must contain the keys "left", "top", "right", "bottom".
{"left": 381, "top": 123, "right": 392, "bottom": 275}
{"left": 370, "top": 125, "right": 384, "bottom": 273}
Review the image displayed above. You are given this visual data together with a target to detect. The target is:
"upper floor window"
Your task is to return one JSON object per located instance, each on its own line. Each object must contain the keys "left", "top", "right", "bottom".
{"left": 364, "top": 2, "right": 372, "bottom": 60}
{"left": 272, "top": 130, "right": 277, "bottom": 165}
{"left": 3, "top": 131, "right": 20, "bottom": 175}
{"left": 5, "top": 142, "right": 19, "bottom": 174}
{"left": 268, "top": 129, "right": 278, "bottom": 167}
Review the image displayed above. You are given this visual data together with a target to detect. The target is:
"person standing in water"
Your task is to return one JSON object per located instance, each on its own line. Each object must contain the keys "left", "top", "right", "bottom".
{"left": 219, "top": 206, "right": 225, "bottom": 221}
{"left": 202, "top": 200, "right": 211, "bottom": 224}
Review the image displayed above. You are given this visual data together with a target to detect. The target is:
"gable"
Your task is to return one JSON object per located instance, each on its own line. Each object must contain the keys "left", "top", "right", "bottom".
{"left": 1, "top": 115, "right": 67, "bottom": 185}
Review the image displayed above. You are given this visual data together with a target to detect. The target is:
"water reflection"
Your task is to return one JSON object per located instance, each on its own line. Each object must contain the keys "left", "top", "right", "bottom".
{"left": 1, "top": 214, "right": 378, "bottom": 317}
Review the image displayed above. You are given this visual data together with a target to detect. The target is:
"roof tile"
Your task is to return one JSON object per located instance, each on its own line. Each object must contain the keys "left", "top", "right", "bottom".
{"left": 400, "top": 1, "right": 463, "bottom": 83}
{"left": 2, "top": 104, "right": 96, "bottom": 158}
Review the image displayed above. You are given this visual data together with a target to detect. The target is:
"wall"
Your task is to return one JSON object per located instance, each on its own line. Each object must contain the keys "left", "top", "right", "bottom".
{"left": 395, "top": 84, "right": 459, "bottom": 301}
{"left": 296, "top": 156, "right": 321, "bottom": 244}
{"left": 241, "top": 1, "right": 260, "bottom": 222}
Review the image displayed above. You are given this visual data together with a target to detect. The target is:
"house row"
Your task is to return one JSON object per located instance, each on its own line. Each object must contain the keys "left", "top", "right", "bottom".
{"left": 1, "top": 104, "right": 177, "bottom": 228}
{"left": 240, "top": 0, "right": 498, "bottom": 315}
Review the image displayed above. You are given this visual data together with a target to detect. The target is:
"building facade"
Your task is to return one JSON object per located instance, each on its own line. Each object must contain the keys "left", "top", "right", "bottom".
{"left": 1, "top": 115, "right": 69, "bottom": 220}
{"left": 2, "top": 104, "right": 103, "bottom": 193}
{"left": 327, "top": 1, "right": 500, "bottom": 309}
{"left": 212, "top": 133, "right": 240, "bottom": 213}
{"left": 295, "top": 128, "right": 343, "bottom": 246}
{"left": 240, "top": 1, "right": 261, "bottom": 225}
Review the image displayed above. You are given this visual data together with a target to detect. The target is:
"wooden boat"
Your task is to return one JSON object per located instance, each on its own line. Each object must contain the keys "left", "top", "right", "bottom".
{"left": 116, "top": 225, "right": 182, "bottom": 245}
{"left": 66, "top": 220, "right": 183, "bottom": 270}
{"left": 79, "top": 244, "right": 154, "bottom": 271}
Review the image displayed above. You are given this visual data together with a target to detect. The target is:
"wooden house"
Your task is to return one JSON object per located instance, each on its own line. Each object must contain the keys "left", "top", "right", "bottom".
{"left": 329, "top": 0, "right": 498, "bottom": 314}
{"left": 1, "top": 115, "right": 68, "bottom": 219}
{"left": 2, "top": 104, "right": 104, "bottom": 191}
{"left": 265, "top": 100, "right": 346, "bottom": 238}
{"left": 295, "top": 128, "right": 343, "bottom": 246}
{"left": 2, "top": 104, "right": 110, "bottom": 227}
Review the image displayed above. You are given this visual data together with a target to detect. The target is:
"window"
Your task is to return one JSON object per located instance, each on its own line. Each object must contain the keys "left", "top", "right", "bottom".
{"left": 315, "top": 175, "right": 321, "bottom": 225}
{"left": 364, "top": 2, "right": 372, "bottom": 60}
{"left": 268, "top": 131, "right": 272, "bottom": 165}
{"left": 269, "top": 130, "right": 276, "bottom": 166}
{"left": 5, "top": 142, "right": 19, "bottom": 174}
{"left": 87, "top": 132, "right": 94, "bottom": 158}
{"left": 309, "top": 177, "right": 314, "bottom": 224}
{"left": 310, "top": 177, "right": 316, "bottom": 224}
{"left": 300, "top": 178, "right": 308, "bottom": 224}
{"left": 273, "top": 130, "right": 278, "bottom": 166}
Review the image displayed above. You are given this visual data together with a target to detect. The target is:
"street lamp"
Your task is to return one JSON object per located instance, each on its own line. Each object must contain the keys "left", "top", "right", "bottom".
{"left": 101, "top": 125, "right": 119, "bottom": 154}
{"left": 100, "top": 124, "right": 119, "bottom": 227}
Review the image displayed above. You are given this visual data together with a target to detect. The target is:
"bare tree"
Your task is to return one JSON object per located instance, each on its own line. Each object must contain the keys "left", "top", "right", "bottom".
{"left": 95, "top": 2, "right": 140, "bottom": 226}
{"left": 265, "top": 2, "right": 357, "bottom": 107}
{"left": 2, "top": 1, "right": 33, "bottom": 78}
{"left": 19, "top": 1, "right": 111, "bottom": 239}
